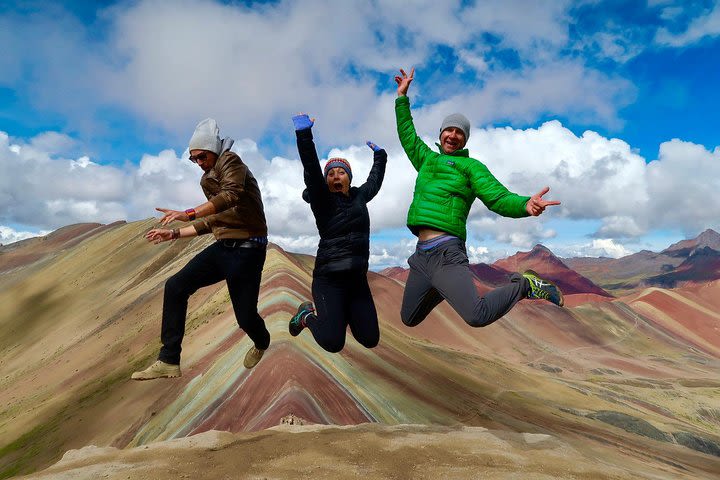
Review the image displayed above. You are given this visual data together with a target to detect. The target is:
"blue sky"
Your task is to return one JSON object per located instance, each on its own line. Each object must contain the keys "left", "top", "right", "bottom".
{"left": 1, "top": 0, "right": 719, "bottom": 268}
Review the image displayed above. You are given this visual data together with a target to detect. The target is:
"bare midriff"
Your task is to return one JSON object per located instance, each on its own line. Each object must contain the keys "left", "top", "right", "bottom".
{"left": 417, "top": 228, "right": 449, "bottom": 242}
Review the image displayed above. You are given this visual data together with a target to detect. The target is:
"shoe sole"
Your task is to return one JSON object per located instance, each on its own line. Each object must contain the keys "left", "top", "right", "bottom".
{"left": 244, "top": 360, "right": 261, "bottom": 369}
{"left": 524, "top": 269, "right": 564, "bottom": 307}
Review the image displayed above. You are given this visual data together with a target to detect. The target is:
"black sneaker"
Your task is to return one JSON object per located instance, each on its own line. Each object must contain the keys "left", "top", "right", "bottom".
{"left": 289, "top": 301, "right": 314, "bottom": 336}
{"left": 522, "top": 270, "right": 564, "bottom": 307}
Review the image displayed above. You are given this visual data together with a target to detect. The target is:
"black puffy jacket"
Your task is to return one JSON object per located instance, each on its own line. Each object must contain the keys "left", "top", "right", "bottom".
{"left": 296, "top": 128, "right": 387, "bottom": 276}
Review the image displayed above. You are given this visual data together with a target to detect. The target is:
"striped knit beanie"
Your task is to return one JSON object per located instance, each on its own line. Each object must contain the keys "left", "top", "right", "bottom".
{"left": 324, "top": 157, "right": 352, "bottom": 182}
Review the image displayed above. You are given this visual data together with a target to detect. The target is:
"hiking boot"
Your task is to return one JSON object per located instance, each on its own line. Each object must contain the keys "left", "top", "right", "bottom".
{"left": 289, "top": 301, "right": 314, "bottom": 337}
{"left": 244, "top": 346, "right": 265, "bottom": 369}
{"left": 131, "top": 360, "right": 181, "bottom": 380}
{"left": 522, "top": 270, "right": 564, "bottom": 307}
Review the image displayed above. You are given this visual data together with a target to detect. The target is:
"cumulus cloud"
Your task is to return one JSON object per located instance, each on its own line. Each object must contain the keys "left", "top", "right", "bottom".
{"left": 369, "top": 237, "right": 417, "bottom": 270}
{"left": 268, "top": 235, "right": 319, "bottom": 256}
{"left": 646, "top": 139, "right": 720, "bottom": 234}
{"left": 3, "top": 116, "right": 719, "bottom": 257}
{"left": 0, "top": 226, "right": 50, "bottom": 246}
{"left": 553, "top": 238, "right": 634, "bottom": 259}
{"left": 461, "top": 121, "right": 650, "bottom": 235}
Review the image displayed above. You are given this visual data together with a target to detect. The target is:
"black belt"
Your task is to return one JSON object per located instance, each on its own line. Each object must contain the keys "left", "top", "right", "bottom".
{"left": 219, "top": 239, "right": 266, "bottom": 249}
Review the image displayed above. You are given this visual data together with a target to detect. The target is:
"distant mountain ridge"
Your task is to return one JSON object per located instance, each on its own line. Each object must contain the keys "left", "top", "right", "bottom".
{"left": 493, "top": 244, "right": 612, "bottom": 297}
{"left": 567, "top": 229, "right": 720, "bottom": 293}
{"left": 646, "top": 246, "right": 720, "bottom": 288}
{"left": 662, "top": 229, "right": 720, "bottom": 257}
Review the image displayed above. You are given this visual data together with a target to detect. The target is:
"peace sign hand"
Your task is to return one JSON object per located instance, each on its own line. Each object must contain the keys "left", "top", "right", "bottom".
{"left": 394, "top": 67, "right": 414, "bottom": 97}
{"left": 525, "top": 186, "right": 561, "bottom": 216}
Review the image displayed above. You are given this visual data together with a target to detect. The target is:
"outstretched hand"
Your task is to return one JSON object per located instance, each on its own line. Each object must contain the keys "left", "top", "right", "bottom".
{"left": 394, "top": 67, "right": 414, "bottom": 97}
{"left": 366, "top": 141, "right": 382, "bottom": 152}
{"left": 145, "top": 228, "right": 173, "bottom": 244}
{"left": 526, "top": 187, "right": 561, "bottom": 216}
{"left": 292, "top": 113, "right": 315, "bottom": 131}
{"left": 156, "top": 207, "right": 189, "bottom": 226}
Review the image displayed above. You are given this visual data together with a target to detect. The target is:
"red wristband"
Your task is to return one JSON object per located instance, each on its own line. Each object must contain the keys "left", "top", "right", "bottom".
{"left": 185, "top": 208, "right": 196, "bottom": 220}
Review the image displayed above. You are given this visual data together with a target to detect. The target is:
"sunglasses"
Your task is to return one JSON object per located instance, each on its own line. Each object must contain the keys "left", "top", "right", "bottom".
{"left": 189, "top": 152, "right": 209, "bottom": 163}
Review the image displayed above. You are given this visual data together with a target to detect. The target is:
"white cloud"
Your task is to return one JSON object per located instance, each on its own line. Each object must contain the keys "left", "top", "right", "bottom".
{"left": 658, "top": 6, "right": 685, "bottom": 21}
{"left": 0, "top": 0, "right": 637, "bottom": 151}
{"left": 554, "top": 238, "right": 634, "bottom": 259}
{"left": 30, "top": 132, "right": 79, "bottom": 155}
{"left": 655, "top": 3, "right": 720, "bottom": 46}
{"left": 3, "top": 118, "right": 719, "bottom": 259}
{"left": 409, "top": 62, "right": 636, "bottom": 133}
{"left": 369, "top": 239, "right": 495, "bottom": 269}
{"left": 0, "top": 226, "right": 50, "bottom": 246}
{"left": 0, "top": 132, "right": 131, "bottom": 228}
{"left": 588, "top": 238, "right": 634, "bottom": 258}
{"left": 268, "top": 235, "right": 319, "bottom": 256}
{"left": 466, "top": 245, "right": 491, "bottom": 264}
{"left": 582, "top": 29, "right": 646, "bottom": 64}
{"left": 369, "top": 237, "right": 417, "bottom": 270}
{"left": 461, "top": 0, "right": 571, "bottom": 57}
{"left": 646, "top": 139, "right": 720, "bottom": 233}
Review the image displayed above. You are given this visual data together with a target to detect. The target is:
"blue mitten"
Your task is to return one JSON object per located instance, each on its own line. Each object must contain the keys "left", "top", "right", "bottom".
{"left": 366, "top": 141, "right": 382, "bottom": 152}
{"left": 292, "top": 114, "right": 314, "bottom": 131}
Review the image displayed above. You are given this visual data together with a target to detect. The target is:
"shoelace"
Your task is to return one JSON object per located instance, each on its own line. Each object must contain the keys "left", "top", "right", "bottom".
{"left": 292, "top": 307, "right": 315, "bottom": 327}
{"left": 529, "top": 279, "right": 552, "bottom": 299}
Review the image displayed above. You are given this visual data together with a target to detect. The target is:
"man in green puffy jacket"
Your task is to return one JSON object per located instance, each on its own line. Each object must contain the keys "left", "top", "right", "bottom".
{"left": 394, "top": 68, "right": 564, "bottom": 329}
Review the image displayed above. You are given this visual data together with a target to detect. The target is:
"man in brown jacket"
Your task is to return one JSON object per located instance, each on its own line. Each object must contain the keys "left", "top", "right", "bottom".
{"left": 132, "top": 118, "right": 270, "bottom": 380}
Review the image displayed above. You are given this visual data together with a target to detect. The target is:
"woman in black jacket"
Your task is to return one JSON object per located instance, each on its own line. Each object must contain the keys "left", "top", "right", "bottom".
{"left": 289, "top": 113, "right": 387, "bottom": 352}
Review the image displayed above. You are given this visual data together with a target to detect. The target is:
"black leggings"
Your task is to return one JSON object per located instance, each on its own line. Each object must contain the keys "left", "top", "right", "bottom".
{"left": 159, "top": 241, "right": 270, "bottom": 365}
{"left": 306, "top": 270, "right": 380, "bottom": 353}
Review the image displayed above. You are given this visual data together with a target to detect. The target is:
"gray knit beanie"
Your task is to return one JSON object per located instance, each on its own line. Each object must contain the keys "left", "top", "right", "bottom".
{"left": 188, "top": 118, "right": 222, "bottom": 154}
{"left": 439, "top": 113, "right": 470, "bottom": 141}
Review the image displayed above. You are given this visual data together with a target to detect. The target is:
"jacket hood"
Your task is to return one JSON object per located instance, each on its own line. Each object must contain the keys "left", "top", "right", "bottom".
{"left": 220, "top": 137, "right": 235, "bottom": 153}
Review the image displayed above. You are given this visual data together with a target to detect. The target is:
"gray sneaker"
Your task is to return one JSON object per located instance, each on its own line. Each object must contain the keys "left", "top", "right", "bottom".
{"left": 131, "top": 360, "right": 181, "bottom": 381}
{"left": 244, "top": 346, "right": 265, "bottom": 369}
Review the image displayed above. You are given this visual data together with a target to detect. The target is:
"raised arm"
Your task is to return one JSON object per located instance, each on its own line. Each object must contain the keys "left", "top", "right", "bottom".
{"left": 394, "top": 68, "right": 434, "bottom": 171}
{"left": 293, "top": 114, "right": 330, "bottom": 204}
{"left": 358, "top": 141, "right": 388, "bottom": 201}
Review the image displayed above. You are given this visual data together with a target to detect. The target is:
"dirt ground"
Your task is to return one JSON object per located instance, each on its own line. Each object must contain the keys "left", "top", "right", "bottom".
{"left": 17, "top": 424, "right": 718, "bottom": 480}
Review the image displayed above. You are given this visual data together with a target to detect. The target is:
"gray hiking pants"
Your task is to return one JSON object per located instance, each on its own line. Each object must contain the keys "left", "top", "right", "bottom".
{"left": 400, "top": 239, "right": 529, "bottom": 327}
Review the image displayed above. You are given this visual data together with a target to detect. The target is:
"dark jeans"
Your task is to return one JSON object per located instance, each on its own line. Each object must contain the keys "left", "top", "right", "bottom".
{"left": 158, "top": 241, "right": 270, "bottom": 365}
{"left": 401, "top": 239, "right": 529, "bottom": 328}
{"left": 306, "top": 270, "right": 380, "bottom": 353}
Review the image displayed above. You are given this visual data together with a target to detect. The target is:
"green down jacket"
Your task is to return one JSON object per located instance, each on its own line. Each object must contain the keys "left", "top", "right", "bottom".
{"left": 395, "top": 95, "right": 530, "bottom": 241}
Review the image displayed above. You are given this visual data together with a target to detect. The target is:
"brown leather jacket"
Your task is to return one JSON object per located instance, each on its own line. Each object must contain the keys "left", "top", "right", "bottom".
{"left": 191, "top": 150, "right": 268, "bottom": 240}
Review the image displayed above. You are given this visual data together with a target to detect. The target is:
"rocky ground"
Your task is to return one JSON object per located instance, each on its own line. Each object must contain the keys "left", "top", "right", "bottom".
{"left": 18, "top": 424, "right": 719, "bottom": 480}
